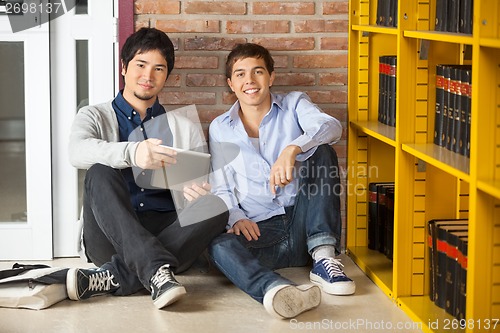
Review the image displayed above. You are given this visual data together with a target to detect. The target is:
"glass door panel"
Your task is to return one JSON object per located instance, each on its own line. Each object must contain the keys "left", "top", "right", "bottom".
{"left": 0, "top": 41, "right": 26, "bottom": 223}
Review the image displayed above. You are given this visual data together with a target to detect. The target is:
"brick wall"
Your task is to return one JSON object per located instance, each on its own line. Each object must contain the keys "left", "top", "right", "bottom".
{"left": 133, "top": 0, "right": 349, "bottom": 248}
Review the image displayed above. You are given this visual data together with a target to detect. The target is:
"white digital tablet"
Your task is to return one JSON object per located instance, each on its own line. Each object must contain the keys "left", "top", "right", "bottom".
{"left": 150, "top": 146, "right": 211, "bottom": 190}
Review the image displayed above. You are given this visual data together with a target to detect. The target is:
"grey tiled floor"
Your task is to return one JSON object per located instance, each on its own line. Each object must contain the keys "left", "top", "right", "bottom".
{"left": 0, "top": 255, "right": 423, "bottom": 333}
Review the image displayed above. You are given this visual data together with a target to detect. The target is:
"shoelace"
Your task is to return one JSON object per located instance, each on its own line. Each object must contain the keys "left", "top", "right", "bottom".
{"left": 88, "top": 270, "right": 119, "bottom": 292}
{"left": 320, "top": 258, "right": 347, "bottom": 278}
{"left": 151, "top": 265, "right": 179, "bottom": 287}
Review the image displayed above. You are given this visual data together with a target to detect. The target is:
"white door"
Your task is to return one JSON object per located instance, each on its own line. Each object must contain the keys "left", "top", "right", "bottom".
{"left": 0, "top": 3, "right": 52, "bottom": 259}
{"left": 51, "top": 0, "right": 117, "bottom": 257}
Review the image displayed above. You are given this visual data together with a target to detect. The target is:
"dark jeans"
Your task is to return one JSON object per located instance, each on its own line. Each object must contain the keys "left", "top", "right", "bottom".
{"left": 208, "top": 145, "right": 342, "bottom": 303}
{"left": 82, "top": 164, "right": 228, "bottom": 296}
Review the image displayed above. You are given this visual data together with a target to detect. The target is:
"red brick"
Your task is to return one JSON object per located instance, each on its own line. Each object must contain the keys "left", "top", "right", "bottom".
{"left": 222, "top": 91, "right": 237, "bottom": 105}
{"left": 185, "top": 1, "right": 247, "bottom": 14}
{"left": 197, "top": 108, "right": 228, "bottom": 123}
{"left": 294, "top": 54, "right": 347, "bottom": 68}
{"left": 273, "top": 73, "right": 315, "bottom": 86}
{"left": 174, "top": 56, "right": 219, "bottom": 69}
{"left": 184, "top": 37, "right": 246, "bottom": 51}
{"left": 323, "top": 1, "right": 349, "bottom": 15}
{"left": 320, "top": 37, "right": 348, "bottom": 50}
{"left": 186, "top": 74, "right": 227, "bottom": 87}
{"left": 164, "top": 74, "right": 181, "bottom": 87}
{"left": 322, "top": 107, "right": 348, "bottom": 122}
{"left": 294, "top": 20, "right": 348, "bottom": 33}
{"left": 251, "top": 37, "right": 314, "bottom": 51}
{"left": 252, "top": 2, "right": 315, "bottom": 15}
{"left": 305, "top": 90, "right": 347, "bottom": 104}
{"left": 159, "top": 91, "right": 216, "bottom": 105}
{"left": 319, "top": 72, "right": 348, "bottom": 86}
{"left": 226, "top": 20, "right": 290, "bottom": 34}
{"left": 135, "top": 0, "right": 180, "bottom": 14}
{"left": 156, "top": 20, "right": 220, "bottom": 33}
{"left": 134, "top": 20, "right": 150, "bottom": 30}
{"left": 273, "top": 55, "right": 289, "bottom": 68}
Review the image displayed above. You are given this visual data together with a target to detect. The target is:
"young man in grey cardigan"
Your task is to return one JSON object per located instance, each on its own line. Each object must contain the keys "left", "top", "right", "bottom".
{"left": 66, "top": 27, "right": 228, "bottom": 309}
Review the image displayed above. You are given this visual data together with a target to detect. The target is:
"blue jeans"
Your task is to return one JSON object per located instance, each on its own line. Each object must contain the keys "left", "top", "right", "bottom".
{"left": 82, "top": 164, "right": 228, "bottom": 296}
{"left": 208, "top": 145, "right": 342, "bottom": 303}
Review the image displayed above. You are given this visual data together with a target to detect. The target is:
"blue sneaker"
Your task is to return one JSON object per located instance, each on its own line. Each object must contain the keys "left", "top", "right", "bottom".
{"left": 310, "top": 258, "right": 355, "bottom": 295}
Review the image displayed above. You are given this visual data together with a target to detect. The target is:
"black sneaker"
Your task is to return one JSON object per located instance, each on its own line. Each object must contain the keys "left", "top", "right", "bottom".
{"left": 66, "top": 267, "right": 120, "bottom": 300}
{"left": 150, "top": 264, "right": 186, "bottom": 309}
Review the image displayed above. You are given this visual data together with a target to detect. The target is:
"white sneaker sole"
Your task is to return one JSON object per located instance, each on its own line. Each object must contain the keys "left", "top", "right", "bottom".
{"left": 263, "top": 284, "right": 321, "bottom": 319}
{"left": 153, "top": 285, "right": 187, "bottom": 309}
{"left": 310, "top": 272, "right": 356, "bottom": 295}
{"left": 66, "top": 268, "right": 81, "bottom": 301}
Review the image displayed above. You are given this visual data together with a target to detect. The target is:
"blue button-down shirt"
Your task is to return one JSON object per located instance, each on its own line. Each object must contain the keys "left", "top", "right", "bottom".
{"left": 112, "top": 91, "right": 175, "bottom": 213}
{"left": 209, "top": 92, "right": 342, "bottom": 228}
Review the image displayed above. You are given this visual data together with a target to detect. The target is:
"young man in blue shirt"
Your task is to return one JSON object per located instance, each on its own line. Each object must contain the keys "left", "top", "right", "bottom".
{"left": 208, "top": 43, "right": 355, "bottom": 319}
{"left": 66, "top": 28, "right": 228, "bottom": 309}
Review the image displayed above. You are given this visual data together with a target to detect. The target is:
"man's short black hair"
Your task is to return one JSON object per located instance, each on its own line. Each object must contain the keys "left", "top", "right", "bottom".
{"left": 121, "top": 27, "right": 175, "bottom": 77}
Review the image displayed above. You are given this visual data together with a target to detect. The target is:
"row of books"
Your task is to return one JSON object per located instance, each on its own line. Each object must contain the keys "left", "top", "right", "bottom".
{"left": 368, "top": 182, "right": 395, "bottom": 260}
{"left": 378, "top": 56, "right": 397, "bottom": 127}
{"left": 375, "top": 0, "right": 398, "bottom": 27}
{"left": 435, "top": 0, "right": 473, "bottom": 34}
{"left": 433, "top": 64, "right": 471, "bottom": 157}
{"left": 428, "top": 219, "right": 468, "bottom": 320}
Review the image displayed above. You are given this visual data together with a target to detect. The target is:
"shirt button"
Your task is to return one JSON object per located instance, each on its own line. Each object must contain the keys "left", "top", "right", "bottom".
{"left": 140, "top": 128, "right": 143, "bottom": 131}
{"left": 141, "top": 188, "right": 144, "bottom": 192}
{"left": 127, "top": 116, "right": 131, "bottom": 120}
{"left": 139, "top": 203, "right": 144, "bottom": 207}
{"left": 141, "top": 172, "right": 146, "bottom": 176}
{"left": 133, "top": 111, "right": 136, "bottom": 115}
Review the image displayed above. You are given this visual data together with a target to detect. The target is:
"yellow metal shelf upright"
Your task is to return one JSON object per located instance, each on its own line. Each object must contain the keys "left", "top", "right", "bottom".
{"left": 347, "top": 0, "right": 500, "bottom": 332}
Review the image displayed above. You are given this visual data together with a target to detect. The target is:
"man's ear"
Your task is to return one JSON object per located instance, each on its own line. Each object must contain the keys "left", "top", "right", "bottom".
{"left": 227, "top": 78, "right": 235, "bottom": 92}
{"left": 269, "top": 71, "right": 276, "bottom": 87}
{"left": 121, "top": 60, "right": 127, "bottom": 76}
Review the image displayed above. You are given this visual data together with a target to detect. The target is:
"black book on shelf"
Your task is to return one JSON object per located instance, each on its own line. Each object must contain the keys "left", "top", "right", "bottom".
{"left": 448, "top": 0, "right": 460, "bottom": 32}
{"left": 385, "top": 187, "right": 395, "bottom": 260}
{"left": 387, "top": 0, "right": 394, "bottom": 27}
{"left": 435, "top": 223, "right": 469, "bottom": 309}
{"left": 446, "top": 66, "right": 458, "bottom": 151}
{"left": 427, "top": 219, "right": 468, "bottom": 303}
{"left": 452, "top": 67, "right": 463, "bottom": 153}
{"left": 368, "top": 182, "right": 394, "bottom": 251}
{"left": 442, "top": 65, "right": 452, "bottom": 148}
{"left": 459, "top": 0, "right": 473, "bottom": 34}
{"left": 376, "top": 0, "right": 383, "bottom": 25}
{"left": 462, "top": 69, "right": 472, "bottom": 158}
{"left": 435, "top": 0, "right": 448, "bottom": 31}
{"left": 434, "top": 65, "right": 446, "bottom": 146}
{"left": 377, "top": 183, "right": 395, "bottom": 254}
{"left": 378, "top": 56, "right": 386, "bottom": 124}
{"left": 456, "top": 66, "right": 472, "bottom": 155}
{"left": 445, "top": 230, "right": 468, "bottom": 316}
{"left": 388, "top": 56, "right": 397, "bottom": 127}
{"left": 393, "top": 0, "right": 398, "bottom": 27}
{"left": 456, "top": 236, "right": 468, "bottom": 320}
{"left": 377, "top": 0, "right": 391, "bottom": 27}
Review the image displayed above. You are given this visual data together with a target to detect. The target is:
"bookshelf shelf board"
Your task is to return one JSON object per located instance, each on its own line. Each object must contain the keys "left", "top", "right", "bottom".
{"left": 477, "top": 179, "right": 500, "bottom": 200}
{"left": 398, "top": 296, "right": 464, "bottom": 333}
{"left": 347, "top": 246, "right": 393, "bottom": 298}
{"left": 479, "top": 38, "right": 500, "bottom": 49}
{"left": 350, "top": 121, "right": 396, "bottom": 147}
{"left": 351, "top": 24, "right": 398, "bottom": 35}
{"left": 402, "top": 144, "right": 470, "bottom": 180}
{"left": 404, "top": 30, "right": 474, "bottom": 45}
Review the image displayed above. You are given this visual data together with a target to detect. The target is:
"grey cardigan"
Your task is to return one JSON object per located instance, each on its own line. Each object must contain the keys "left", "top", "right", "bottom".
{"left": 69, "top": 101, "right": 207, "bottom": 258}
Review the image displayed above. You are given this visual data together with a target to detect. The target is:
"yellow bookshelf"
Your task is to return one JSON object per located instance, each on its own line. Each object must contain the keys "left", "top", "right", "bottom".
{"left": 347, "top": 0, "right": 500, "bottom": 332}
